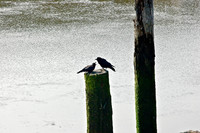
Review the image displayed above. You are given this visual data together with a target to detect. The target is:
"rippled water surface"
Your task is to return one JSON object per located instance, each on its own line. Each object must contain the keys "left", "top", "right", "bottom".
{"left": 0, "top": 0, "right": 200, "bottom": 133}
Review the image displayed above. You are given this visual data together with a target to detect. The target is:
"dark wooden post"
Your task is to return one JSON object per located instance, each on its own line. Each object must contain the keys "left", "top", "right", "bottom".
{"left": 84, "top": 69, "right": 113, "bottom": 133}
{"left": 134, "top": 0, "right": 157, "bottom": 133}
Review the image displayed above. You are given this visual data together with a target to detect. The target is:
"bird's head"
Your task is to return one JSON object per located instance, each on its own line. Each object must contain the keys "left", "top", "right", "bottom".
{"left": 92, "top": 62, "right": 96, "bottom": 66}
{"left": 95, "top": 57, "right": 101, "bottom": 61}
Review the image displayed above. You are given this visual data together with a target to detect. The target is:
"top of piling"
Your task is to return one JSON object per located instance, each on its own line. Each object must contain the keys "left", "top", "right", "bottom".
{"left": 85, "top": 69, "right": 108, "bottom": 76}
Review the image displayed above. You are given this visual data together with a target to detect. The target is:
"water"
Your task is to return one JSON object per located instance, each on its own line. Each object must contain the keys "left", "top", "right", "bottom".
{"left": 0, "top": 0, "right": 200, "bottom": 132}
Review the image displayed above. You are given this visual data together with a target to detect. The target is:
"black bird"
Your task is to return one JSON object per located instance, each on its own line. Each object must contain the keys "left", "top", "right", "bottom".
{"left": 77, "top": 63, "right": 96, "bottom": 74}
{"left": 96, "top": 57, "right": 115, "bottom": 71}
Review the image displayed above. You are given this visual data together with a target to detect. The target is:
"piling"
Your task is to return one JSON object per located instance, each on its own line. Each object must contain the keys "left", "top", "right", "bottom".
{"left": 134, "top": 0, "right": 157, "bottom": 133}
{"left": 84, "top": 69, "right": 113, "bottom": 133}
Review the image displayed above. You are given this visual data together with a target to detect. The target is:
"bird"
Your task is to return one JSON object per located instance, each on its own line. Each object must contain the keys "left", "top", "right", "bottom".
{"left": 77, "top": 63, "right": 96, "bottom": 74}
{"left": 96, "top": 57, "right": 115, "bottom": 71}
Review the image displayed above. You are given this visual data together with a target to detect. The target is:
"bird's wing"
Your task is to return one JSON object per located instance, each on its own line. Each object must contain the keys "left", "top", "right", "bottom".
{"left": 106, "top": 60, "right": 113, "bottom": 66}
{"left": 84, "top": 65, "right": 91, "bottom": 70}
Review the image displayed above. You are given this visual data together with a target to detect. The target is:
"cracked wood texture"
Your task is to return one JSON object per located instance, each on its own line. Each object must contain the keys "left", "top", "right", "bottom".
{"left": 134, "top": 0, "right": 157, "bottom": 133}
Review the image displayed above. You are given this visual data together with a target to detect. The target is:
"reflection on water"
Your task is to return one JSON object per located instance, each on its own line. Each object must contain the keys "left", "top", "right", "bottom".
{"left": 155, "top": 0, "right": 200, "bottom": 25}
{"left": 0, "top": 0, "right": 200, "bottom": 133}
{"left": 0, "top": 0, "right": 199, "bottom": 31}
{"left": 0, "top": 0, "right": 134, "bottom": 31}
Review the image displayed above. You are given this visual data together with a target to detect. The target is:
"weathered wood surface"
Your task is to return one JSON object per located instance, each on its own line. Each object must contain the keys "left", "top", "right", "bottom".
{"left": 84, "top": 69, "right": 113, "bottom": 133}
{"left": 134, "top": 0, "right": 157, "bottom": 133}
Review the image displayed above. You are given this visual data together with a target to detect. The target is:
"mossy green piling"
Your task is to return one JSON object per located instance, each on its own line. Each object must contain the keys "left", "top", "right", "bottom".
{"left": 134, "top": 0, "right": 157, "bottom": 132}
{"left": 84, "top": 69, "right": 113, "bottom": 133}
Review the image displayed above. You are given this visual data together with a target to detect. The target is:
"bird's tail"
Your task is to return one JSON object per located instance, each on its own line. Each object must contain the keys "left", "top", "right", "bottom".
{"left": 111, "top": 66, "right": 115, "bottom": 72}
{"left": 77, "top": 70, "right": 83, "bottom": 74}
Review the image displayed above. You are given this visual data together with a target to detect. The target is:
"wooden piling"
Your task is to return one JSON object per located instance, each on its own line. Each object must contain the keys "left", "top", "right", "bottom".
{"left": 84, "top": 69, "right": 113, "bottom": 133}
{"left": 134, "top": 0, "right": 157, "bottom": 133}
